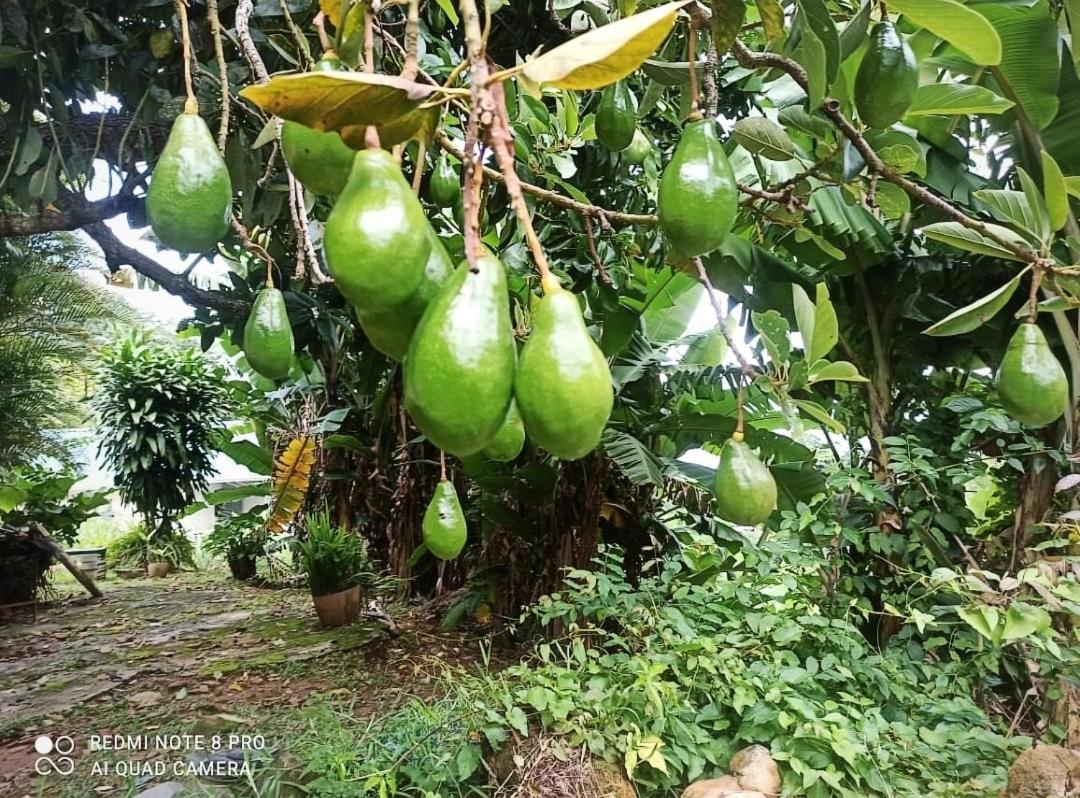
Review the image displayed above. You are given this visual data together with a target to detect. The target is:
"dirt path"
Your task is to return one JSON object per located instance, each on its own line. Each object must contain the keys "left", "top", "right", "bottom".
{"left": 0, "top": 572, "right": 493, "bottom": 798}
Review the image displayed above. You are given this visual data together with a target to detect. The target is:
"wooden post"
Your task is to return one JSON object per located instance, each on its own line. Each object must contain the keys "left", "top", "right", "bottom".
{"left": 30, "top": 523, "right": 103, "bottom": 598}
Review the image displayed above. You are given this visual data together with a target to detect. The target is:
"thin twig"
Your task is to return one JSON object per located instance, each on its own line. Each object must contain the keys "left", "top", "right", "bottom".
{"left": 583, "top": 214, "right": 612, "bottom": 286}
{"left": 207, "top": 0, "right": 231, "bottom": 154}
{"left": 401, "top": 0, "right": 421, "bottom": 80}
{"left": 693, "top": 256, "right": 757, "bottom": 377}
{"left": 279, "top": 0, "right": 314, "bottom": 69}
{"left": 175, "top": 0, "right": 198, "bottom": 113}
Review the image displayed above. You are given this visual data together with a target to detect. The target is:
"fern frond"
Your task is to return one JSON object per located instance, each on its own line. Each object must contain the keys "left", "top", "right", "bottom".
{"left": 267, "top": 436, "right": 317, "bottom": 534}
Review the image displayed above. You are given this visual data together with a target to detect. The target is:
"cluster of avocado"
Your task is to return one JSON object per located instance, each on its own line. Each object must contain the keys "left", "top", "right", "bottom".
{"left": 146, "top": 99, "right": 297, "bottom": 381}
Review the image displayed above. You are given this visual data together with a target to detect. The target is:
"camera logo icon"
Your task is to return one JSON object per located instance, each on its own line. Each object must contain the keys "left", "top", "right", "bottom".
{"left": 34, "top": 735, "right": 76, "bottom": 776}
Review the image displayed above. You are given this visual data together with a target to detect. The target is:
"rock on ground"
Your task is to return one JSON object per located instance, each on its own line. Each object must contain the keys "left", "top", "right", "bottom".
{"left": 680, "top": 744, "right": 780, "bottom": 798}
{"left": 999, "top": 746, "right": 1080, "bottom": 798}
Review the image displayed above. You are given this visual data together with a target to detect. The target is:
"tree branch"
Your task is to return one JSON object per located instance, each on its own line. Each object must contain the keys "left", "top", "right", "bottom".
{"left": 730, "top": 40, "right": 1046, "bottom": 267}
{"left": 84, "top": 221, "right": 247, "bottom": 314}
{"left": 0, "top": 192, "right": 141, "bottom": 237}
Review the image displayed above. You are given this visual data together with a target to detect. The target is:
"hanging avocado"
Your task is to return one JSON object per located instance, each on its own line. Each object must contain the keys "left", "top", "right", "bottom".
{"left": 596, "top": 82, "right": 636, "bottom": 152}
{"left": 657, "top": 119, "right": 737, "bottom": 258}
{"left": 146, "top": 109, "right": 232, "bottom": 254}
{"left": 997, "top": 322, "right": 1068, "bottom": 427}
{"left": 712, "top": 436, "right": 777, "bottom": 526}
{"left": 423, "top": 480, "right": 467, "bottom": 560}
{"left": 281, "top": 56, "right": 357, "bottom": 196}
{"left": 484, "top": 401, "right": 526, "bottom": 462}
{"left": 404, "top": 251, "right": 516, "bottom": 456}
{"left": 854, "top": 22, "right": 919, "bottom": 129}
{"left": 243, "top": 286, "right": 294, "bottom": 380}
{"left": 324, "top": 149, "right": 430, "bottom": 311}
{"left": 356, "top": 226, "right": 456, "bottom": 361}
{"left": 515, "top": 278, "right": 613, "bottom": 460}
{"left": 623, "top": 128, "right": 653, "bottom": 166}
{"left": 429, "top": 154, "right": 461, "bottom": 208}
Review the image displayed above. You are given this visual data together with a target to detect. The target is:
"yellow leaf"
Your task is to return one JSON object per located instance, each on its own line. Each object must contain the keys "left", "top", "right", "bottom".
{"left": 319, "top": 0, "right": 351, "bottom": 27}
{"left": 239, "top": 72, "right": 442, "bottom": 146}
{"left": 267, "top": 436, "right": 316, "bottom": 534}
{"left": 520, "top": 0, "right": 692, "bottom": 90}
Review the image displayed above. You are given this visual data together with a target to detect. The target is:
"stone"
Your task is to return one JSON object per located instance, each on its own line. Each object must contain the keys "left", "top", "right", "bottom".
{"left": 680, "top": 775, "right": 742, "bottom": 798}
{"left": 730, "top": 745, "right": 780, "bottom": 795}
{"left": 999, "top": 746, "right": 1080, "bottom": 798}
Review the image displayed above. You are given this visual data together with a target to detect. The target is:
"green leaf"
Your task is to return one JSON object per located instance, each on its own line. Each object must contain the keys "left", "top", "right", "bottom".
{"left": 520, "top": 0, "right": 691, "bottom": 90}
{"left": 923, "top": 273, "right": 1023, "bottom": 336}
{"left": 1067, "top": 0, "right": 1080, "bottom": 78}
{"left": 838, "top": 1, "right": 871, "bottom": 62}
{"left": 789, "top": 12, "right": 828, "bottom": 109}
{"left": 796, "top": 0, "right": 840, "bottom": 87}
{"left": 216, "top": 437, "right": 274, "bottom": 476}
{"left": 1017, "top": 167, "right": 1051, "bottom": 244}
{"left": 1001, "top": 602, "right": 1051, "bottom": 641}
{"left": 602, "top": 429, "right": 665, "bottom": 486}
{"left": 752, "top": 309, "right": 791, "bottom": 365}
{"left": 239, "top": 72, "right": 441, "bottom": 146}
{"left": 682, "top": 329, "right": 728, "bottom": 366}
{"left": 958, "top": 605, "right": 999, "bottom": 642}
{"left": 710, "top": 0, "right": 746, "bottom": 58}
{"left": 732, "top": 117, "right": 796, "bottom": 161}
{"left": 793, "top": 398, "right": 846, "bottom": 433}
{"left": 978, "top": 2, "right": 1060, "bottom": 130}
{"left": 754, "top": 0, "right": 785, "bottom": 45}
{"left": 435, "top": 0, "right": 460, "bottom": 26}
{"left": 907, "top": 84, "right": 1014, "bottom": 117}
{"left": 808, "top": 360, "right": 868, "bottom": 383}
{"left": 972, "top": 189, "right": 1044, "bottom": 239}
{"left": 865, "top": 129, "right": 924, "bottom": 176}
{"left": 1066, "top": 176, "right": 1080, "bottom": 201}
{"left": 920, "top": 221, "right": 1026, "bottom": 261}
{"left": 1041, "top": 152, "right": 1069, "bottom": 232}
{"left": 777, "top": 106, "right": 832, "bottom": 139}
{"left": 810, "top": 283, "right": 838, "bottom": 362}
{"left": 875, "top": 183, "right": 911, "bottom": 219}
{"left": 0, "top": 484, "right": 28, "bottom": 512}
{"left": 887, "top": 0, "right": 1002, "bottom": 66}
{"left": 792, "top": 284, "right": 816, "bottom": 362}
{"left": 204, "top": 483, "right": 271, "bottom": 505}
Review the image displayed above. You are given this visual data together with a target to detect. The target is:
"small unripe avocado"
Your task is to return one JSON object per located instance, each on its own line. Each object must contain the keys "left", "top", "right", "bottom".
{"left": 484, "top": 401, "right": 526, "bottom": 462}
{"left": 854, "top": 22, "right": 919, "bottom": 129}
{"left": 596, "top": 82, "right": 636, "bottom": 152}
{"left": 243, "top": 287, "right": 294, "bottom": 380}
{"left": 404, "top": 252, "right": 516, "bottom": 456}
{"left": 324, "top": 149, "right": 430, "bottom": 311}
{"left": 658, "top": 119, "right": 737, "bottom": 258}
{"left": 515, "top": 279, "right": 613, "bottom": 460}
{"left": 712, "top": 437, "right": 777, "bottom": 526}
{"left": 997, "top": 323, "right": 1068, "bottom": 427}
{"left": 429, "top": 155, "right": 461, "bottom": 208}
{"left": 423, "top": 480, "right": 467, "bottom": 560}
{"left": 623, "top": 128, "right": 652, "bottom": 166}
{"left": 147, "top": 111, "right": 232, "bottom": 254}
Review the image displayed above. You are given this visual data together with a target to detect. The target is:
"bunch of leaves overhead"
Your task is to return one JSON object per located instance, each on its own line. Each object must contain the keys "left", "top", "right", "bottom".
{"left": 92, "top": 334, "right": 228, "bottom": 535}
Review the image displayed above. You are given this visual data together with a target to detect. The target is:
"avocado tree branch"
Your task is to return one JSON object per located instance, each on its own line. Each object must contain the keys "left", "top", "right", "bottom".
{"left": 730, "top": 40, "right": 1046, "bottom": 268}
{"left": 692, "top": 256, "right": 758, "bottom": 377}
{"left": 207, "top": 0, "right": 232, "bottom": 153}
{"left": 84, "top": 220, "right": 247, "bottom": 314}
{"left": 0, "top": 191, "right": 142, "bottom": 237}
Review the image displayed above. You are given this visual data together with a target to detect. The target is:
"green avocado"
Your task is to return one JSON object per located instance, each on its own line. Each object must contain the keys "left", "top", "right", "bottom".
{"left": 596, "top": 82, "right": 636, "bottom": 152}
{"left": 404, "top": 251, "right": 516, "bottom": 456}
{"left": 484, "top": 400, "right": 526, "bottom": 462}
{"left": 423, "top": 480, "right": 467, "bottom": 560}
{"left": 243, "top": 287, "right": 294, "bottom": 380}
{"left": 997, "top": 322, "right": 1068, "bottom": 427}
{"left": 854, "top": 22, "right": 919, "bottom": 129}
{"left": 623, "top": 128, "right": 652, "bottom": 166}
{"left": 657, "top": 119, "right": 737, "bottom": 258}
{"left": 146, "top": 111, "right": 232, "bottom": 254}
{"left": 429, "top": 154, "right": 461, "bottom": 208}
{"left": 712, "top": 437, "right": 777, "bottom": 526}
{"left": 515, "top": 279, "right": 613, "bottom": 460}
{"left": 280, "top": 57, "right": 355, "bottom": 195}
{"left": 356, "top": 226, "right": 456, "bottom": 361}
{"left": 324, "top": 149, "right": 430, "bottom": 311}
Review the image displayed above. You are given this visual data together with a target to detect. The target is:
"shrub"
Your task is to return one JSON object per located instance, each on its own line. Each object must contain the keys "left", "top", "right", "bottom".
{"left": 203, "top": 509, "right": 268, "bottom": 562}
{"left": 297, "top": 509, "right": 370, "bottom": 596}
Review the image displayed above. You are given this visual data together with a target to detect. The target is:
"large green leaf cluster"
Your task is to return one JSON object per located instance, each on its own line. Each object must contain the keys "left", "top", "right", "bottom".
{"left": 92, "top": 333, "right": 228, "bottom": 534}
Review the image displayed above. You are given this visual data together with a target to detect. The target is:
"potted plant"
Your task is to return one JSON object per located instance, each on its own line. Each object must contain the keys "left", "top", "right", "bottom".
{"left": 202, "top": 510, "right": 267, "bottom": 581}
{"left": 297, "top": 510, "right": 369, "bottom": 627}
{"left": 147, "top": 533, "right": 195, "bottom": 577}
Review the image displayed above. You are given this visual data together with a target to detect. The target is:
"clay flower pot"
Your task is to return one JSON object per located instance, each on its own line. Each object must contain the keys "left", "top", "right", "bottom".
{"left": 312, "top": 588, "right": 353, "bottom": 627}
{"left": 228, "top": 555, "right": 257, "bottom": 581}
{"left": 147, "top": 561, "right": 171, "bottom": 578}
{"left": 344, "top": 584, "right": 362, "bottom": 620}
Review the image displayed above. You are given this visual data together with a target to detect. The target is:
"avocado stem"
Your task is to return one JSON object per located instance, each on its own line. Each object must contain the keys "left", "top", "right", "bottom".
{"left": 686, "top": 17, "right": 701, "bottom": 121}
{"left": 439, "top": 450, "right": 447, "bottom": 481}
{"left": 735, "top": 378, "right": 745, "bottom": 439}
{"left": 174, "top": 0, "right": 198, "bottom": 112}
